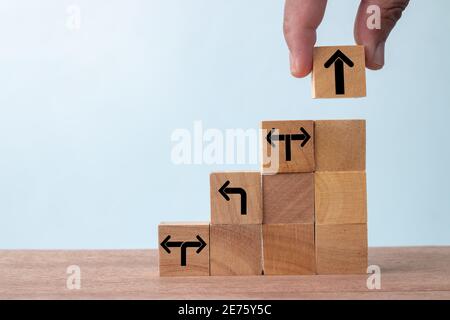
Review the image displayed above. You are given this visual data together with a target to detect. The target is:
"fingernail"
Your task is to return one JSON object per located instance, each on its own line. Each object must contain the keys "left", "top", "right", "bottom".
{"left": 373, "top": 42, "right": 385, "bottom": 68}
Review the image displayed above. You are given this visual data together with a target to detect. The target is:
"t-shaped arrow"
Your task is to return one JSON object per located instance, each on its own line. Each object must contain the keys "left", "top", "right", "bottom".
{"left": 266, "top": 127, "right": 311, "bottom": 161}
{"left": 160, "top": 235, "right": 207, "bottom": 266}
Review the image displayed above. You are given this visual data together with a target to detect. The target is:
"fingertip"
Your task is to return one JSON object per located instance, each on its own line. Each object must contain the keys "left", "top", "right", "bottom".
{"left": 290, "top": 65, "right": 311, "bottom": 78}
{"left": 289, "top": 53, "right": 312, "bottom": 78}
{"left": 364, "top": 41, "right": 385, "bottom": 71}
{"left": 291, "top": 71, "right": 309, "bottom": 78}
{"left": 366, "top": 62, "right": 383, "bottom": 71}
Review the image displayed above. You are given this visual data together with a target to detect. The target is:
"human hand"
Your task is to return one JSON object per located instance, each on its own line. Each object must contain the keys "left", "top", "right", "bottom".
{"left": 284, "top": 0, "right": 409, "bottom": 77}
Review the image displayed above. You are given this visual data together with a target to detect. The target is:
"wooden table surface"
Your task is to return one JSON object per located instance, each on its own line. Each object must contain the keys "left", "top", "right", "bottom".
{"left": 1, "top": 247, "right": 449, "bottom": 299}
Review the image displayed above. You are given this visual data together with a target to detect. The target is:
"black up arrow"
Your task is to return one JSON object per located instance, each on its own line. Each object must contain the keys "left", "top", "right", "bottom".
{"left": 266, "top": 127, "right": 311, "bottom": 161}
{"left": 219, "top": 180, "right": 247, "bottom": 215}
{"left": 324, "top": 49, "right": 354, "bottom": 95}
{"left": 160, "top": 235, "right": 207, "bottom": 266}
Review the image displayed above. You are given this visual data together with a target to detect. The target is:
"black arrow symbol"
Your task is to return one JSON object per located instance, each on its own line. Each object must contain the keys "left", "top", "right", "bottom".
{"left": 160, "top": 235, "right": 182, "bottom": 254}
{"left": 266, "top": 129, "right": 285, "bottom": 147}
{"left": 266, "top": 127, "right": 311, "bottom": 161}
{"left": 324, "top": 49, "right": 354, "bottom": 95}
{"left": 291, "top": 127, "right": 311, "bottom": 147}
{"left": 160, "top": 235, "right": 207, "bottom": 266}
{"left": 219, "top": 180, "right": 247, "bottom": 215}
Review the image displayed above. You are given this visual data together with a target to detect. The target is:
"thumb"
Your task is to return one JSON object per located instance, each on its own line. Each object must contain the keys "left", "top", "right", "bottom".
{"left": 354, "top": 0, "right": 409, "bottom": 70}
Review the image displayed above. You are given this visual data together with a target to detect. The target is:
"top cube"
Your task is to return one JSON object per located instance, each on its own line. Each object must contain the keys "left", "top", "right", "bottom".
{"left": 312, "top": 45, "right": 366, "bottom": 99}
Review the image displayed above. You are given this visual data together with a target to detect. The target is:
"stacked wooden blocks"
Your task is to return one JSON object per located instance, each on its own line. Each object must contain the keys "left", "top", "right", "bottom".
{"left": 313, "top": 120, "right": 367, "bottom": 274}
{"left": 210, "top": 172, "right": 263, "bottom": 275}
{"left": 159, "top": 119, "right": 368, "bottom": 276}
{"left": 261, "top": 120, "right": 316, "bottom": 275}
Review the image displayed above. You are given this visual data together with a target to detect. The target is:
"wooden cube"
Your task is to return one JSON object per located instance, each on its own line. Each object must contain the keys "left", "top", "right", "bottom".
{"left": 315, "top": 120, "right": 366, "bottom": 171}
{"left": 263, "top": 223, "right": 315, "bottom": 275}
{"left": 261, "top": 120, "right": 314, "bottom": 174}
{"left": 158, "top": 222, "right": 210, "bottom": 276}
{"left": 210, "top": 171, "right": 262, "bottom": 225}
{"left": 312, "top": 45, "right": 366, "bottom": 98}
{"left": 315, "top": 171, "right": 367, "bottom": 225}
{"left": 263, "top": 173, "right": 314, "bottom": 224}
{"left": 210, "top": 224, "right": 263, "bottom": 276}
{"left": 316, "top": 224, "right": 368, "bottom": 274}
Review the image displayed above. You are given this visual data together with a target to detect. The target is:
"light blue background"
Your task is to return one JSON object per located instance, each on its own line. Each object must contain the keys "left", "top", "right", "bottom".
{"left": 0, "top": 0, "right": 449, "bottom": 249}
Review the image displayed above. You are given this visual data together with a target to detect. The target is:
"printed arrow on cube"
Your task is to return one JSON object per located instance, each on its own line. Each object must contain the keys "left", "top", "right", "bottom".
{"left": 324, "top": 49, "right": 354, "bottom": 95}
{"left": 160, "top": 235, "right": 207, "bottom": 266}
{"left": 219, "top": 180, "right": 247, "bottom": 215}
{"left": 266, "top": 127, "right": 311, "bottom": 161}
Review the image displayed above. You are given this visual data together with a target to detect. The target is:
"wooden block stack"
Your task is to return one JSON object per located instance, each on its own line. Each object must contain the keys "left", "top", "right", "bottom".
{"left": 209, "top": 172, "right": 263, "bottom": 276}
{"left": 314, "top": 120, "right": 368, "bottom": 274}
{"left": 158, "top": 119, "right": 368, "bottom": 276}
{"left": 158, "top": 42, "right": 368, "bottom": 277}
{"left": 261, "top": 120, "right": 316, "bottom": 275}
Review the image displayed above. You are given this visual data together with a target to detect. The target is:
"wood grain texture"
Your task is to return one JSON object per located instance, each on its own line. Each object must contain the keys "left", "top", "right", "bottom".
{"left": 263, "top": 173, "right": 314, "bottom": 224}
{"left": 312, "top": 45, "right": 366, "bottom": 99}
{"left": 263, "top": 224, "right": 315, "bottom": 275}
{"left": 1, "top": 247, "right": 450, "bottom": 299}
{"left": 159, "top": 223, "right": 209, "bottom": 276}
{"left": 210, "top": 171, "right": 262, "bottom": 225}
{"left": 210, "top": 224, "right": 262, "bottom": 276}
{"left": 316, "top": 224, "right": 368, "bottom": 275}
{"left": 261, "top": 120, "right": 314, "bottom": 174}
{"left": 315, "top": 171, "right": 367, "bottom": 225}
{"left": 315, "top": 120, "right": 366, "bottom": 171}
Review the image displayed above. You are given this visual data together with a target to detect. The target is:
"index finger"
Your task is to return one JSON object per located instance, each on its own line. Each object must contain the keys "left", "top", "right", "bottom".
{"left": 284, "top": 0, "right": 328, "bottom": 78}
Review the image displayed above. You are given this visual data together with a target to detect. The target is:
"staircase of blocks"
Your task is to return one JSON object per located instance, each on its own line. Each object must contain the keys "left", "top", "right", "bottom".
{"left": 158, "top": 119, "right": 367, "bottom": 276}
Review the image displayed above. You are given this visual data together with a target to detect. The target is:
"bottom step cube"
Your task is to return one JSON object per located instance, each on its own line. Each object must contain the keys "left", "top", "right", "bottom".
{"left": 316, "top": 223, "right": 368, "bottom": 274}
{"left": 158, "top": 222, "right": 210, "bottom": 276}
{"left": 263, "top": 223, "right": 315, "bottom": 275}
{"left": 210, "top": 224, "right": 263, "bottom": 276}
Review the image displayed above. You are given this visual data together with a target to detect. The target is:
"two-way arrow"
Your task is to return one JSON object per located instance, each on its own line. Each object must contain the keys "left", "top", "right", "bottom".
{"left": 160, "top": 235, "right": 207, "bottom": 266}
{"left": 266, "top": 127, "right": 311, "bottom": 161}
{"left": 219, "top": 180, "right": 247, "bottom": 215}
{"left": 324, "top": 49, "right": 354, "bottom": 95}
